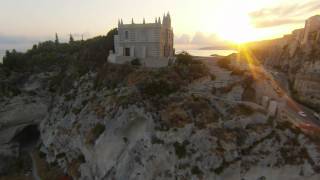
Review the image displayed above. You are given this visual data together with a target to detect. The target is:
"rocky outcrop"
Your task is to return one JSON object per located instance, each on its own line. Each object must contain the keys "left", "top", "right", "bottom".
{"left": 1, "top": 58, "right": 320, "bottom": 179}
{"left": 0, "top": 69, "right": 52, "bottom": 152}
{"left": 36, "top": 66, "right": 320, "bottom": 180}
{"left": 246, "top": 15, "right": 320, "bottom": 111}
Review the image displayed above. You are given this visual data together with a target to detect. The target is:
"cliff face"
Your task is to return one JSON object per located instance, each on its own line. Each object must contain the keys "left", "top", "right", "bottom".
{"left": 38, "top": 64, "right": 320, "bottom": 180}
{"left": 247, "top": 15, "right": 320, "bottom": 111}
{"left": 1, "top": 60, "right": 320, "bottom": 180}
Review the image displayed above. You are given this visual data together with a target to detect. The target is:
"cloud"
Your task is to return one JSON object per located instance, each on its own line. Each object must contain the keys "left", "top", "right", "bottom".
{"left": 191, "top": 32, "right": 228, "bottom": 47}
{"left": 253, "top": 19, "right": 305, "bottom": 28}
{"left": 250, "top": 0, "right": 320, "bottom": 28}
{"left": 175, "top": 34, "right": 191, "bottom": 44}
{"left": 175, "top": 32, "right": 230, "bottom": 49}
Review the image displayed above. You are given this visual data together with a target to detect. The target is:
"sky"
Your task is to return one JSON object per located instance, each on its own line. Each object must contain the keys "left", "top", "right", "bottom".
{"left": 0, "top": 0, "right": 319, "bottom": 51}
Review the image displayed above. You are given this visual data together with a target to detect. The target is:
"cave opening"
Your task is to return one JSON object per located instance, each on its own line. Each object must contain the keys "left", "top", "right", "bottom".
{"left": 12, "top": 124, "right": 40, "bottom": 149}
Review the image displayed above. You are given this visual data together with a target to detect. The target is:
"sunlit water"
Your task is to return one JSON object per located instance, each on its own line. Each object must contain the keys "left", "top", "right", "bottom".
{"left": 176, "top": 49, "right": 237, "bottom": 57}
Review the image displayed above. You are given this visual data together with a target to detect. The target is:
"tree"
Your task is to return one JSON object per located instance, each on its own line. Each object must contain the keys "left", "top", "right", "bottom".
{"left": 55, "top": 33, "right": 59, "bottom": 45}
{"left": 32, "top": 44, "right": 37, "bottom": 50}
{"left": 69, "top": 34, "right": 74, "bottom": 44}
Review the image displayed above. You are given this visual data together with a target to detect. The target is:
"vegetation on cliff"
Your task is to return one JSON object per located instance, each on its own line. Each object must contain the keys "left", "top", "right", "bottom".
{"left": 2, "top": 28, "right": 117, "bottom": 73}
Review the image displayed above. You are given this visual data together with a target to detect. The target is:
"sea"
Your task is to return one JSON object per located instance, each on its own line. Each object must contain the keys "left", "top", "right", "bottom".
{"left": 176, "top": 49, "right": 237, "bottom": 57}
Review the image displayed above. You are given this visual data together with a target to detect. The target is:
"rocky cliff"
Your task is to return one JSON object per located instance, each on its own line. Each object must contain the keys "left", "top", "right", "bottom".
{"left": 1, "top": 55, "right": 320, "bottom": 180}
{"left": 246, "top": 15, "right": 320, "bottom": 111}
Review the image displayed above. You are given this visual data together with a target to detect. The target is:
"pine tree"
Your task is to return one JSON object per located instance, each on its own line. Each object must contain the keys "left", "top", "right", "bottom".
{"left": 55, "top": 33, "right": 59, "bottom": 45}
{"left": 69, "top": 34, "right": 74, "bottom": 43}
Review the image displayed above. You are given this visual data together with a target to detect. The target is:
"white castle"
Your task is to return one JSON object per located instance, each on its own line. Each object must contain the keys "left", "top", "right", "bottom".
{"left": 108, "top": 13, "right": 175, "bottom": 67}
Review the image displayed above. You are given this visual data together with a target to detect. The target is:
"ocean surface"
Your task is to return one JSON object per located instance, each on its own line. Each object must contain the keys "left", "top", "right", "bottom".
{"left": 176, "top": 49, "right": 237, "bottom": 57}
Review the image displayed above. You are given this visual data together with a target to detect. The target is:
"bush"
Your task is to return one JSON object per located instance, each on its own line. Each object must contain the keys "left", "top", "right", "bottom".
{"left": 175, "top": 51, "right": 193, "bottom": 65}
{"left": 217, "top": 57, "right": 231, "bottom": 69}
{"left": 173, "top": 141, "right": 189, "bottom": 159}
{"left": 141, "top": 79, "right": 179, "bottom": 98}
{"left": 230, "top": 68, "right": 246, "bottom": 76}
{"left": 2, "top": 28, "right": 118, "bottom": 73}
{"left": 174, "top": 52, "right": 209, "bottom": 82}
{"left": 131, "top": 58, "right": 141, "bottom": 66}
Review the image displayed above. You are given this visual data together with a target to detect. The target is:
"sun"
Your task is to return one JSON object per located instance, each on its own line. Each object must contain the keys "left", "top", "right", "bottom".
{"left": 209, "top": 2, "right": 260, "bottom": 43}
{"left": 216, "top": 15, "right": 256, "bottom": 43}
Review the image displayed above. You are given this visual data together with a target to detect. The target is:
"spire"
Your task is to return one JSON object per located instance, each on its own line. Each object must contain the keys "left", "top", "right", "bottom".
{"left": 120, "top": 19, "right": 123, "bottom": 25}
{"left": 118, "top": 19, "right": 120, "bottom": 26}
{"left": 162, "top": 14, "right": 166, "bottom": 25}
{"left": 155, "top": 17, "right": 157, "bottom": 23}
{"left": 167, "top": 12, "right": 171, "bottom": 27}
{"left": 158, "top": 17, "right": 161, "bottom": 24}
{"left": 143, "top": 18, "right": 146, "bottom": 24}
{"left": 131, "top": 18, "right": 134, "bottom": 24}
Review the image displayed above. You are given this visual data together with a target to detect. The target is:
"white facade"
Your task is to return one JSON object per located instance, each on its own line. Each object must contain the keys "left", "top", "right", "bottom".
{"left": 108, "top": 13, "right": 175, "bottom": 67}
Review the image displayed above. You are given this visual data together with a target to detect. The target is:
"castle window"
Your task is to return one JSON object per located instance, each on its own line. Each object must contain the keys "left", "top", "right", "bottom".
{"left": 125, "top": 31, "right": 129, "bottom": 39}
{"left": 125, "top": 48, "right": 130, "bottom": 56}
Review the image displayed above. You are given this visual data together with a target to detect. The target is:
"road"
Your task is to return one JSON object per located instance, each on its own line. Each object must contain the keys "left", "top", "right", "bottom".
{"left": 197, "top": 56, "right": 320, "bottom": 128}
{"left": 264, "top": 67, "right": 320, "bottom": 127}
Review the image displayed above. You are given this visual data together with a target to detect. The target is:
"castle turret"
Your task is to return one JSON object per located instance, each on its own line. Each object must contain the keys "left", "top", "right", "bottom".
{"left": 162, "top": 13, "right": 171, "bottom": 28}
{"left": 167, "top": 12, "right": 171, "bottom": 28}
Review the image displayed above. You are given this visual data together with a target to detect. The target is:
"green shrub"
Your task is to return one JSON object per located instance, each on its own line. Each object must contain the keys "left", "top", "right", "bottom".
{"left": 131, "top": 58, "right": 141, "bottom": 66}
{"left": 175, "top": 51, "right": 193, "bottom": 65}
{"left": 142, "top": 79, "right": 179, "bottom": 98}
{"left": 173, "top": 141, "right": 189, "bottom": 159}
{"left": 72, "top": 107, "right": 82, "bottom": 115}
{"left": 56, "top": 153, "right": 66, "bottom": 159}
